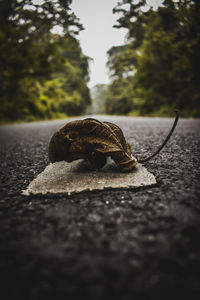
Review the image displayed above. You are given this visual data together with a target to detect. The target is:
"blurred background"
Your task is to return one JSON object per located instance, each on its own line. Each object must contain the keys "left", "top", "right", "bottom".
{"left": 0, "top": 0, "right": 200, "bottom": 124}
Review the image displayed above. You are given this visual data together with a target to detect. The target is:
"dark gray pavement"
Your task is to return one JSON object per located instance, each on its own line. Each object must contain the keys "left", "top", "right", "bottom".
{"left": 0, "top": 115, "right": 200, "bottom": 300}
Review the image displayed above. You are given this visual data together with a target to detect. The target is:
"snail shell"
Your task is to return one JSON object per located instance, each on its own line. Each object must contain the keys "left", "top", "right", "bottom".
{"left": 48, "top": 118, "right": 137, "bottom": 172}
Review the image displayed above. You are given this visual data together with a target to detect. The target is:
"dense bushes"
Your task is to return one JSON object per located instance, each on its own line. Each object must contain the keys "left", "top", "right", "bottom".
{"left": 104, "top": 0, "right": 200, "bottom": 117}
{"left": 0, "top": 0, "right": 91, "bottom": 123}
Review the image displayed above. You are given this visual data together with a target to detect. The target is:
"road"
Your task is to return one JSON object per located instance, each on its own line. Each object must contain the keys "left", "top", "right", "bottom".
{"left": 0, "top": 115, "right": 200, "bottom": 300}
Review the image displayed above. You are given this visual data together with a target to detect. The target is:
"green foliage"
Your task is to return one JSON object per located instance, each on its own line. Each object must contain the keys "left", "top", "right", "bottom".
{"left": 106, "top": 0, "right": 200, "bottom": 117}
{"left": 0, "top": 0, "right": 91, "bottom": 123}
{"left": 104, "top": 79, "right": 135, "bottom": 115}
{"left": 90, "top": 84, "right": 108, "bottom": 114}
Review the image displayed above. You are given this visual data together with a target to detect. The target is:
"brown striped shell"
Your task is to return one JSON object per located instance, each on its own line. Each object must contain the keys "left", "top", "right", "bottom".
{"left": 48, "top": 118, "right": 137, "bottom": 172}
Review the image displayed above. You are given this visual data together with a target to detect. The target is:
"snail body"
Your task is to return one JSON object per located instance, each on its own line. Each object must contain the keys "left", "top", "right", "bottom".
{"left": 48, "top": 111, "right": 179, "bottom": 172}
{"left": 48, "top": 118, "right": 137, "bottom": 172}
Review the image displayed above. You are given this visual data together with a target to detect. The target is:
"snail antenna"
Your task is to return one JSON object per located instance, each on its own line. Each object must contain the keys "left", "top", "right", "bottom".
{"left": 137, "top": 110, "right": 179, "bottom": 163}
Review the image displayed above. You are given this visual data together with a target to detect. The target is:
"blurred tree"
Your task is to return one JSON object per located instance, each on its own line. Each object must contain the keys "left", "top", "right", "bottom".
{"left": 104, "top": 79, "right": 135, "bottom": 115}
{"left": 90, "top": 84, "right": 108, "bottom": 114}
{"left": 107, "top": 45, "right": 137, "bottom": 79}
{"left": 106, "top": 0, "right": 200, "bottom": 117}
{"left": 0, "top": 0, "right": 91, "bottom": 122}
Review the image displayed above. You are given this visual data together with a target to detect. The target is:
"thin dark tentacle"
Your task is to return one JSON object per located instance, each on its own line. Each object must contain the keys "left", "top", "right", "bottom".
{"left": 137, "top": 110, "right": 179, "bottom": 163}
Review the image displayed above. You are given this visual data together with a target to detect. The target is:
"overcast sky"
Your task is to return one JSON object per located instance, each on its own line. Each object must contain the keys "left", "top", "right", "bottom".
{"left": 71, "top": 0, "right": 163, "bottom": 88}
{"left": 71, "top": 0, "right": 128, "bottom": 88}
{"left": 32, "top": 0, "right": 162, "bottom": 88}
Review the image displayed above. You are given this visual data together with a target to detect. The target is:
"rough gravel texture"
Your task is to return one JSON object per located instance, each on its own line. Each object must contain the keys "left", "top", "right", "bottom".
{"left": 0, "top": 116, "right": 200, "bottom": 300}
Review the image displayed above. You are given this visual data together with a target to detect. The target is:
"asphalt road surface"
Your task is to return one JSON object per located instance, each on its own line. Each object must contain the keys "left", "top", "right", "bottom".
{"left": 0, "top": 115, "right": 200, "bottom": 300}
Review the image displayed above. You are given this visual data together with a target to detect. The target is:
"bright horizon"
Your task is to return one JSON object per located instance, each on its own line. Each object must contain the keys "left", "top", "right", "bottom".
{"left": 71, "top": 0, "right": 128, "bottom": 88}
{"left": 71, "top": 0, "right": 163, "bottom": 89}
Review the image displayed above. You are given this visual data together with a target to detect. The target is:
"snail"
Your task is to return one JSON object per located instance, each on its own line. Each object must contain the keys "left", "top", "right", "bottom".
{"left": 48, "top": 111, "right": 179, "bottom": 172}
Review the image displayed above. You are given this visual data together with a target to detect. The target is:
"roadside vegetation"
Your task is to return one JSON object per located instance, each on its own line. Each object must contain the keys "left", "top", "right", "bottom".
{"left": 0, "top": 0, "right": 91, "bottom": 123}
{"left": 103, "top": 0, "right": 200, "bottom": 117}
{"left": 1, "top": 0, "right": 199, "bottom": 123}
